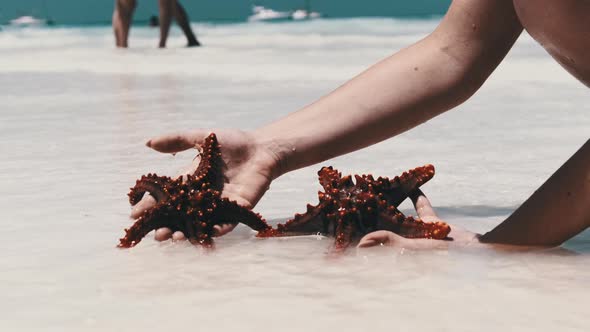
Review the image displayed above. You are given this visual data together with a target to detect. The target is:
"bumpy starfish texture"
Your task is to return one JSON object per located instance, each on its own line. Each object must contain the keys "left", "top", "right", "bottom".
{"left": 258, "top": 165, "right": 450, "bottom": 251}
{"left": 118, "top": 133, "right": 272, "bottom": 248}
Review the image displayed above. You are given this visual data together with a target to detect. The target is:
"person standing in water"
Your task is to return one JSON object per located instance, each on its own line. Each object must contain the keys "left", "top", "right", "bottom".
{"left": 112, "top": 0, "right": 200, "bottom": 48}
{"left": 131, "top": 0, "right": 589, "bottom": 249}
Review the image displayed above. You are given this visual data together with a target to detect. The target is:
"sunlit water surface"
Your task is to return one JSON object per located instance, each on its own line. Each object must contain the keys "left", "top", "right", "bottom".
{"left": 0, "top": 19, "right": 588, "bottom": 331}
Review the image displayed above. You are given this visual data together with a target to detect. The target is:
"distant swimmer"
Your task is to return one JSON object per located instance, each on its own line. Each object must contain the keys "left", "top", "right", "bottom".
{"left": 112, "top": 0, "right": 200, "bottom": 48}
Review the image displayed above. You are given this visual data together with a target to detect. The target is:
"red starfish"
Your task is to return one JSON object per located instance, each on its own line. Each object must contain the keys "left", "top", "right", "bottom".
{"left": 258, "top": 165, "right": 451, "bottom": 251}
{"left": 118, "top": 133, "right": 272, "bottom": 248}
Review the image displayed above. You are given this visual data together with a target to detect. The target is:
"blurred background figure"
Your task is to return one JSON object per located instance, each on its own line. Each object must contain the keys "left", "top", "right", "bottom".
{"left": 148, "top": 15, "right": 159, "bottom": 27}
{"left": 112, "top": 0, "right": 200, "bottom": 48}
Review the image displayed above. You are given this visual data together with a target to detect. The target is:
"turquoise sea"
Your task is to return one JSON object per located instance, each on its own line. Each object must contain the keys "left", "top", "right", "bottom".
{"left": 1, "top": 0, "right": 451, "bottom": 24}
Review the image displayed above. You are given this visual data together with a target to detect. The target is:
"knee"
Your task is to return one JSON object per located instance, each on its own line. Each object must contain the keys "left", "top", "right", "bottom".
{"left": 117, "top": 0, "right": 137, "bottom": 13}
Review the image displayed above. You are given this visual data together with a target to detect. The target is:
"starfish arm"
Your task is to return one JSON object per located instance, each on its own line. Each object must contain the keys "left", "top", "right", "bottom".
{"left": 333, "top": 214, "right": 356, "bottom": 252}
{"left": 118, "top": 206, "right": 170, "bottom": 248}
{"left": 193, "top": 133, "right": 226, "bottom": 191}
{"left": 396, "top": 216, "right": 451, "bottom": 240}
{"left": 318, "top": 166, "right": 343, "bottom": 191}
{"left": 266, "top": 203, "right": 328, "bottom": 237}
{"left": 377, "top": 164, "right": 436, "bottom": 206}
{"left": 375, "top": 210, "right": 407, "bottom": 233}
{"left": 197, "top": 236, "right": 215, "bottom": 248}
{"left": 128, "top": 173, "right": 173, "bottom": 205}
{"left": 375, "top": 208, "right": 450, "bottom": 240}
{"left": 182, "top": 210, "right": 216, "bottom": 248}
{"left": 397, "top": 164, "right": 436, "bottom": 191}
{"left": 214, "top": 198, "right": 272, "bottom": 232}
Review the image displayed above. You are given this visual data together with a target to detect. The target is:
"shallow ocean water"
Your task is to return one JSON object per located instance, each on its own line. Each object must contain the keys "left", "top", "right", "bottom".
{"left": 0, "top": 19, "right": 589, "bottom": 331}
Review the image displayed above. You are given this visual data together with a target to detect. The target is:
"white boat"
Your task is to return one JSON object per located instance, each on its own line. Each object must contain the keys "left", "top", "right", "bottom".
{"left": 290, "top": 9, "right": 321, "bottom": 20}
{"left": 9, "top": 15, "right": 46, "bottom": 27}
{"left": 248, "top": 5, "right": 291, "bottom": 22}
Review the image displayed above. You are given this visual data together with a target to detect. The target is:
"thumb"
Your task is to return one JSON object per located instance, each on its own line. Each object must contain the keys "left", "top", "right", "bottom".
{"left": 146, "top": 130, "right": 212, "bottom": 153}
{"left": 409, "top": 189, "right": 440, "bottom": 222}
{"left": 357, "top": 230, "right": 405, "bottom": 248}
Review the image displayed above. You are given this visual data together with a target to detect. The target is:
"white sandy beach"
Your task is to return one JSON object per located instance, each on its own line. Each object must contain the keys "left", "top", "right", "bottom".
{"left": 0, "top": 19, "right": 588, "bottom": 331}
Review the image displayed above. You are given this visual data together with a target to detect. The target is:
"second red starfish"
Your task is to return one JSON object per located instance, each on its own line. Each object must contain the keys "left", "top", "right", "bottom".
{"left": 258, "top": 164, "right": 451, "bottom": 251}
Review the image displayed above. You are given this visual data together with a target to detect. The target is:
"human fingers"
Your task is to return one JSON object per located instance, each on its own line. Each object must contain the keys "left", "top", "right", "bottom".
{"left": 213, "top": 224, "right": 237, "bottom": 237}
{"left": 172, "top": 231, "right": 187, "bottom": 241}
{"left": 358, "top": 230, "right": 446, "bottom": 250}
{"left": 154, "top": 229, "right": 187, "bottom": 242}
{"left": 156, "top": 225, "right": 232, "bottom": 241}
{"left": 146, "top": 130, "right": 212, "bottom": 153}
{"left": 130, "top": 194, "right": 157, "bottom": 219}
{"left": 154, "top": 228, "right": 173, "bottom": 241}
{"left": 357, "top": 230, "right": 402, "bottom": 248}
{"left": 409, "top": 189, "right": 440, "bottom": 222}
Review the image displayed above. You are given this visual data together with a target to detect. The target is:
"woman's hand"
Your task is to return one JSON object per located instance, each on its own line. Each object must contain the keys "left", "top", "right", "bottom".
{"left": 357, "top": 190, "right": 452, "bottom": 250}
{"left": 129, "top": 129, "right": 282, "bottom": 241}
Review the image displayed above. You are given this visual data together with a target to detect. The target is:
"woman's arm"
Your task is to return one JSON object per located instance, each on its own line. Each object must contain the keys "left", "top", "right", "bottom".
{"left": 254, "top": 0, "right": 523, "bottom": 176}
{"left": 480, "top": 139, "right": 590, "bottom": 246}
{"left": 141, "top": 1, "right": 524, "bottom": 241}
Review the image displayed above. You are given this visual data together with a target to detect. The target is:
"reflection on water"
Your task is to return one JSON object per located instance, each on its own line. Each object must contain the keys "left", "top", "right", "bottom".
{"left": 0, "top": 21, "right": 589, "bottom": 331}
